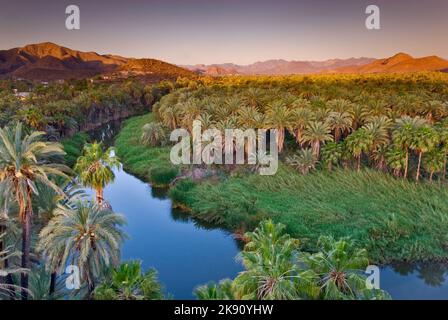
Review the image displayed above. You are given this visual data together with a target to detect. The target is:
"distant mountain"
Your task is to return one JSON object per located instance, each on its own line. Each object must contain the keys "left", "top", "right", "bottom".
{"left": 0, "top": 42, "right": 193, "bottom": 81}
{"left": 326, "top": 53, "right": 448, "bottom": 74}
{"left": 183, "top": 57, "right": 375, "bottom": 75}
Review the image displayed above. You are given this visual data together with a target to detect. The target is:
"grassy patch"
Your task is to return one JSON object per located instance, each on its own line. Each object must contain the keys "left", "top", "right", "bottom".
{"left": 115, "top": 113, "right": 178, "bottom": 185}
{"left": 170, "top": 166, "right": 448, "bottom": 263}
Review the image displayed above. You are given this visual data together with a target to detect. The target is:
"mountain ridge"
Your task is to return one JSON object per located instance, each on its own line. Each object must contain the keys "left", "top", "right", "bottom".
{"left": 0, "top": 42, "right": 193, "bottom": 81}
{"left": 1, "top": 42, "right": 447, "bottom": 80}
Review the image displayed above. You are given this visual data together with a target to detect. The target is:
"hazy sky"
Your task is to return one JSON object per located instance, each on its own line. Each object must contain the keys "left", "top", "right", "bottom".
{"left": 1, "top": 0, "right": 447, "bottom": 65}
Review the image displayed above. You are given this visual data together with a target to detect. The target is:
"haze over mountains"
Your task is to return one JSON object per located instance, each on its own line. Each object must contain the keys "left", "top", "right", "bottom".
{"left": 185, "top": 53, "right": 448, "bottom": 76}
{"left": 1, "top": 42, "right": 447, "bottom": 81}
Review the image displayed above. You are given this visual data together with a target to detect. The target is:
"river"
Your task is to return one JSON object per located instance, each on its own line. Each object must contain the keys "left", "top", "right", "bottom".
{"left": 88, "top": 122, "right": 448, "bottom": 300}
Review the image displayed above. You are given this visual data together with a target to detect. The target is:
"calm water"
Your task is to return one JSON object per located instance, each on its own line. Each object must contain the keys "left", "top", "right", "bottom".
{"left": 87, "top": 122, "right": 448, "bottom": 300}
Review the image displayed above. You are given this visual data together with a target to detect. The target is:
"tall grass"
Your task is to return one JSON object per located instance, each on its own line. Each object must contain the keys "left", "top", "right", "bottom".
{"left": 171, "top": 165, "right": 448, "bottom": 263}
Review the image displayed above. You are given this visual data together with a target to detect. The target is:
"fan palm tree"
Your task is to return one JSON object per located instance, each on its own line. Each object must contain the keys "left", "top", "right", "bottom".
{"left": 0, "top": 122, "right": 69, "bottom": 299}
{"left": 94, "top": 261, "right": 163, "bottom": 300}
{"left": 74, "top": 142, "right": 120, "bottom": 204}
{"left": 233, "top": 220, "right": 301, "bottom": 300}
{"left": 194, "top": 279, "right": 235, "bottom": 300}
{"left": 301, "top": 121, "right": 333, "bottom": 158}
{"left": 38, "top": 200, "right": 127, "bottom": 296}
{"left": 298, "top": 236, "right": 390, "bottom": 300}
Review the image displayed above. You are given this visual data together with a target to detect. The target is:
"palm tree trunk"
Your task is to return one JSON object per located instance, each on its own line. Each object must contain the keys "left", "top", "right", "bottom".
{"left": 430, "top": 171, "right": 434, "bottom": 182}
{"left": 357, "top": 156, "right": 361, "bottom": 172}
{"left": 404, "top": 149, "right": 409, "bottom": 179}
{"left": 96, "top": 187, "right": 103, "bottom": 204}
{"left": 416, "top": 151, "right": 422, "bottom": 182}
{"left": 20, "top": 211, "right": 31, "bottom": 300}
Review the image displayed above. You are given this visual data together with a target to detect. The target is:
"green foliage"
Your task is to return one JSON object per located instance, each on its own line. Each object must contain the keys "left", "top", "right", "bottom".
{"left": 94, "top": 261, "right": 164, "bottom": 300}
{"left": 149, "top": 166, "right": 179, "bottom": 186}
{"left": 62, "top": 132, "right": 89, "bottom": 167}
{"left": 195, "top": 220, "right": 390, "bottom": 300}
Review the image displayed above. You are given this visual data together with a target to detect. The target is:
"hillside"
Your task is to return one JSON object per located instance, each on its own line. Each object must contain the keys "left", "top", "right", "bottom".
{"left": 0, "top": 42, "right": 193, "bottom": 81}
{"left": 327, "top": 53, "right": 448, "bottom": 74}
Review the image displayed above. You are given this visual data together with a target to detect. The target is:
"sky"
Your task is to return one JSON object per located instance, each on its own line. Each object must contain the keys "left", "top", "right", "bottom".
{"left": 0, "top": 0, "right": 447, "bottom": 65}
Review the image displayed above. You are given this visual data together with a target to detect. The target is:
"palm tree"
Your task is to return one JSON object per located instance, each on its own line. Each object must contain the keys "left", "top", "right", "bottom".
{"left": 94, "top": 261, "right": 164, "bottom": 300}
{"left": 411, "top": 126, "right": 439, "bottom": 181}
{"left": 386, "top": 147, "right": 407, "bottom": 177}
{"left": 392, "top": 116, "right": 427, "bottom": 178}
{"left": 301, "top": 121, "right": 333, "bottom": 159}
{"left": 325, "top": 111, "right": 352, "bottom": 142}
{"left": 265, "top": 101, "right": 291, "bottom": 153}
{"left": 38, "top": 200, "right": 127, "bottom": 296}
{"left": 298, "top": 236, "right": 390, "bottom": 300}
{"left": 321, "top": 142, "right": 343, "bottom": 171}
{"left": 345, "top": 129, "right": 373, "bottom": 172}
{"left": 141, "top": 122, "right": 167, "bottom": 147}
{"left": 74, "top": 142, "right": 120, "bottom": 204}
{"left": 288, "top": 107, "right": 313, "bottom": 144}
{"left": 423, "top": 149, "right": 445, "bottom": 181}
{"left": 286, "top": 148, "right": 316, "bottom": 175}
{"left": 0, "top": 122, "right": 68, "bottom": 299}
{"left": 194, "top": 279, "right": 235, "bottom": 300}
{"left": 0, "top": 233, "right": 26, "bottom": 299}
{"left": 233, "top": 220, "right": 301, "bottom": 300}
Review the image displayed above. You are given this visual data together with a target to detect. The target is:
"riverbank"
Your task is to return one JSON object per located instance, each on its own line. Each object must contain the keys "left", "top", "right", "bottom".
{"left": 115, "top": 113, "right": 448, "bottom": 263}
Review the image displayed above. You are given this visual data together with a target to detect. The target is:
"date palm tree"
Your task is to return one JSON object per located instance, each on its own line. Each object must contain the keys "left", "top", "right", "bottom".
{"left": 286, "top": 148, "right": 316, "bottom": 175}
{"left": 325, "top": 111, "right": 353, "bottom": 142}
{"left": 301, "top": 121, "right": 333, "bottom": 159}
{"left": 345, "top": 129, "right": 373, "bottom": 172}
{"left": 38, "top": 200, "right": 127, "bottom": 296}
{"left": 386, "top": 147, "right": 407, "bottom": 177}
{"left": 392, "top": 116, "right": 427, "bottom": 179}
{"left": 288, "top": 106, "right": 313, "bottom": 144}
{"left": 411, "top": 126, "right": 439, "bottom": 181}
{"left": 74, "top": 142, "right": 120, "bottom": 204}
{"left": 423, "top": 149, "right": 445, "bottom": 181}
{"left": 321, "top": 142, "right": 343, "bottom": 171}
{"left": 265, "top": 101, "right": 291, "bottom": 153}
{"left": 0, "top": 122, "right": 69, "bottom": 299}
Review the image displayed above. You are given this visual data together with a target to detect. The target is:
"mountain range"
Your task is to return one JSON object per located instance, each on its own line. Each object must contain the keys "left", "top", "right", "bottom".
{"left": 0, "top": 42, "right": 193, "bottom": 81}
{"left": 1, "top": 42, "right": 447, "bottom": 81}
{"left": 184, "top": 53, "right": 448, "bottom": 76}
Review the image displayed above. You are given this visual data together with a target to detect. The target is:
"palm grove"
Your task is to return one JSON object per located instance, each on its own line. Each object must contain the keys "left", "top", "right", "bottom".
{"left": 1, "top": 72, "right": 448, "bottom": 300}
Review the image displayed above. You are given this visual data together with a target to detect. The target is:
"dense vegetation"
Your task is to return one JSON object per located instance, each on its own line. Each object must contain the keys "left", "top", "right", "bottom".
{"left": 194, "top": 220, "right": 390, "bottom": 300}
{"left": 0, "top": 78, "right": 174, "bottom": 138}
{"left": 116, "top": 73, "right": 448, "bottom": 262}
